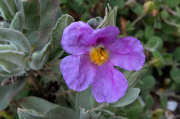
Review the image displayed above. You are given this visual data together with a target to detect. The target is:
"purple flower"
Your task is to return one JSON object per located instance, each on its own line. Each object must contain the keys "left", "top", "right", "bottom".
{"left": 60, "top": 21, "right": 145, "bottom": 103}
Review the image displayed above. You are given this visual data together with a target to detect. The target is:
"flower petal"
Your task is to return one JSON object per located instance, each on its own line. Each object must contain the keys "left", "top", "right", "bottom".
{"left": 92, "top": 61, "right": 128, "bottom": 103}
{"left": 93, "top": 26, "right": 120, "bottom": 46}
{"left": 108, "top": 36, "right": 145, "bottom": 71}
{"left": 60, "top": 55, "right": 97, "bottom": 91}
{"left": 61, "top": 21, "right": 94, "bottom": 55}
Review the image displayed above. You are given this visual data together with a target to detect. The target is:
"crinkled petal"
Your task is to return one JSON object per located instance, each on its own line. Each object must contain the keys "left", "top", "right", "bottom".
{"left": 93, "top": 26, "right": 120, "bottom": 46}
{"left": 108, "top": 36, "right": 145, "bottom": 71}
{"left": 60, "top": 55, "right": 97, "bottom": 91}
{"left": 61, "top": 21, "right": 94, "bottom": 55}
{"left": 92, "top": 61, "right": 128, "bottom": 103}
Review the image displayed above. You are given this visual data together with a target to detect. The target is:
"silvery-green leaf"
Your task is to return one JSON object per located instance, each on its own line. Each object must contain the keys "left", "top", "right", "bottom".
{"left": 0, "top": 67, "right": 22, "bottom": 77}
{"left": 75, "top": 86, "right": 92, "bottom": 114}
{"left": 126, "top": 106, "right": 143, "bottom": 119}
{"left": 35, "top": 0, "right": 60, "bottom": 51}
{"left": 97, "top": 3, "right": 117, "bottom": 28}
{"left": 26, "top": 31, "right": 41, "bottom": 45}
{"left": 110, "top": 88, "right": 140, "bottom": 107}
{"left": 0, "top": 75, "right": 27, "bottom": 111}
{"left": 94, "top": 109, "right": 115, "bottom": 117}
{"left": 10, "top": 12, "right": 25, "bottom": 31}
{"left": 0, "top": 21, "right": 10, "bottom": 28}
{"left": 136, "top": 75, "right": 156, "bottom": 90}
{"left": 17, "top": 96, "right": 79, "bottom": 119}
{"left": 0, "top": 59, "right": 19, "bottom": 73}
{"left": 50, "top": 14, "right": 74, "bottom": 55}
{"left": 80, "top": 108, "right": 100, "bottom": 119}
{"left": 0, "top": 0, "right": 17, "bottom": 20}
{"left": 0, "top": 45, "right": 16, "bottom": 51}
{"left": 29, "top": 43, "right": 52, "bottom": 70}
{"left": 87, "top": 18, "right": 99, "bottom": 29}
{"left": 124, "top": 67, "right": 147, "bottom": 89}
{"left": 16, "top": 0, "right": 24, "bottom": 12}
{"left": 47, "top": 48, "right": 64, "bottom": 64}
{"left": 23, "top": 0, "right": 41, "bottom": 36}
{"left": 170, "top": 68, "right": 180, "bottom": 84}
{"left": 0, "top": 50, "right": 25, "bottom": 68}
{"left": 0, "top": 28, "right": 31, "bottom": 55}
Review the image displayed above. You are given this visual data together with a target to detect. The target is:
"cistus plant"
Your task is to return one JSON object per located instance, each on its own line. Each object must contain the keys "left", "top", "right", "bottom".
{"left": 3, "top": 0, "right": 179, "bottom": 119}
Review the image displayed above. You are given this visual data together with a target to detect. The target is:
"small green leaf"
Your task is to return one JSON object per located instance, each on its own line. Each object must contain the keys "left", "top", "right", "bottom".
{"left": 131, "top": 3, "right": 143, "bottom": 15}
{"left": 0, "top": 0, "right": 17, "bottom": 20}
{"left": 161, "top": 10, "right": 168, "bottom": 19}
{"left": 10, "top": 12, "right": 25, "bottom": 31}
{"left": 145, "top": 26, "right": 154, "bottom": 39}
{"left": 126, "top": 106, "right": 143, "bottom": 119}
{"left": 87, "top": 18, "right": 99, "bottom": 29}
{"left": 174, "top": 46, "right": 180, "bottom": 61}
{"left": 144, "top": 96, "right": 154, "bottom": 111}
{"left": 75, "top": 86, "right": 92, "bottom": 114}
{"left": 165, "top": 0, "right": 179, "bottom": 8}
{"left": 0, "top": 28, "right": 31, "bottom": 55}
{"left": 0, "top": 76, "right": 27, "bottom": 111}
{"left": 170, "top": 68, "right": 180, "bottom": 84}
{"left": 160, "top": 94, "right": 167, "bottom": 109}
{"left": 109, "top": 0, "right": 125, "bottom": 9}
{"left": 110, "top": 88, "right": 140, "bottom": 107}
{"left": 137, "top": 75, "right": 156, "bottom": 90}
{"left": 146, "top": 36, "right": 163, "bottom": 51}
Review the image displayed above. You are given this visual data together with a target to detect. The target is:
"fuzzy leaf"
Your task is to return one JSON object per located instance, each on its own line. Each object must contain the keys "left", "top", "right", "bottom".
{"left": 26, "top": 31, "right": 41, "bottom": 45}
{"left": 123, "top": 67, "right": 147, "bottom": 90}
{"left": 10, "top": 12, "right": 25, "bottom": 31}
{"left": 35, "top": 0, "right": 60, "bottom": 51}
{"left": 97, "top": 4, "right": 117, "bottom": 28}
{"left": 29, "top": 43, "right": 52, "bottom": 70}
{"left": 0, "top": 0, "right": 17, "bottom": 20}
{"left": 17, "top": 97, "right": 79, "bottom": 119}
{"left": 170, "top": 68, "right": 180, "bottom": 84}
{"left": 50, "top": 14, "right": 74, "bottom": 55}
{"left": 75, "top": 86, "right": 92, "bottom": 114}
{"left": 110, "top": 88, "right": 140, "bottom": 107}
{"left": 80, "top": 108, "right": 100, "bottom": 119}
{"left": 0, "top": 67, "right": 22, "bottom": 77}
{"left": 0, "top": 28, "right": 31, "bottom": 55}
{"left": 47, "top": 48, "right": 64, "bottom": 64}
{"left": 23, "top": 0, "right": 41, "bottom": 36}
{"left": 0, "top": 76, "right": 27, "bottom": 111}
{"left": 0, "top": 50, "right": 25, "bottom": 68}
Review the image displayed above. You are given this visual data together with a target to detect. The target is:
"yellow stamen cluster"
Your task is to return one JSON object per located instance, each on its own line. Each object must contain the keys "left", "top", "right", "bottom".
{"left": 89, "top": 47, "right": 109, "bottom": 65}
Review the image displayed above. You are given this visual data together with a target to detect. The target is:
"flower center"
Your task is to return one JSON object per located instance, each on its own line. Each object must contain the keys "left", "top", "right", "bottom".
{"left": 89, "top": 47, "right": 109, "bottom": 65}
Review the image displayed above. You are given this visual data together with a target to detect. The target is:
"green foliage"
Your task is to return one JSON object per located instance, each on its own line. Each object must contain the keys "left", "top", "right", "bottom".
{"left": 0, "top": 76, "right": 27, "bottom": 111}
{"left": 110, "top": 88, "right": 140, "bottom": 107}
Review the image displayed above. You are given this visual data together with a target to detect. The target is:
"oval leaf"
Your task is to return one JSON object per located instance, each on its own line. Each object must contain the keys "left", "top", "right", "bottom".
{"left": 110, "top": 88, "right": 140, "bottom": 107}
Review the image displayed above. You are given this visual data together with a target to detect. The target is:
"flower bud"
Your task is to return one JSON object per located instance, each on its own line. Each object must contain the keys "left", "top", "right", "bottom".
{"left": 143, "top": 1, "right": 154, "bottom": 14}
